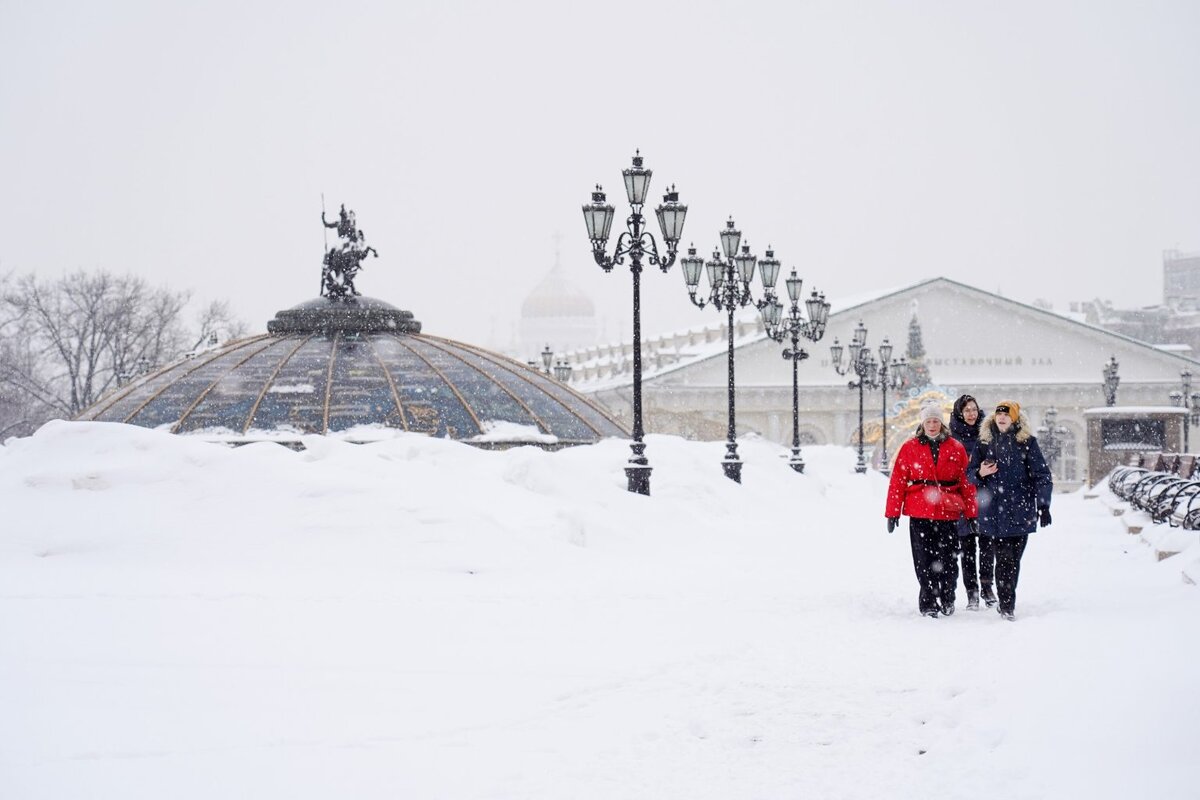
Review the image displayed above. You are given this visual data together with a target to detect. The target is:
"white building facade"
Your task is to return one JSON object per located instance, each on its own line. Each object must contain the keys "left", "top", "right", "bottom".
{"left": 566, "top": 278, "right": 1200, "bottom": 489}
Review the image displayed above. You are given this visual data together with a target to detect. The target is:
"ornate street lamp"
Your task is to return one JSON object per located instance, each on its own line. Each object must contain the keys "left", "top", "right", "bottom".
{"left": 830, "top": 320, "right": 879, "bottom": 474}
{"left": 1036, "top": 407, "right": 1069, "bottom": 470}
{"left": 875, "top": 337, "right": 910, "bottom": 476}
{"left": 761, "top": 268, "right": 830, "bottom": 473}
{"left": 1167, "top": 368, "right": 1200, "bottom": 452}
{"left": 533, "top": 345, "right": 573, "bottom": 383}
{"left": 1102, "top": 355, "right": 1120, "bottom": 407}
{"left": 681, "top": 221, "right": 780, "bottom": 482}
{"left": 582, "top": 152, "right": 687, "bottom": 495}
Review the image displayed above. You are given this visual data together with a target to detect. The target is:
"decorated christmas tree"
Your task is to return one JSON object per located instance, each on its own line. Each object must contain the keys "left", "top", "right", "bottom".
{"left": 905, "top": 299, "right": 933, "bottom": 389}
{"left": 860, "top": 300, "right": 942, "bottom": 471}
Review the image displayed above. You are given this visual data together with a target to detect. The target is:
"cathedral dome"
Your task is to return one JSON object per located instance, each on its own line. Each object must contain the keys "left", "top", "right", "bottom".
{"left": 520, "top": 266, "right": 596, "bottom": 319}
{"left": 78, "top": 295, "right": 626, "bottom": 447}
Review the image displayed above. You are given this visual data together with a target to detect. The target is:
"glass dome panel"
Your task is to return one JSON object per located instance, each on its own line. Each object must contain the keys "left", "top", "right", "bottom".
{"left": 401, "top": 338, "right": 532, "bottom": 433}
{"left": 84, "top": 356, "right": 210, "bottom": 423}
{"left": 174, "top": 338, "right": 301, "bottom": 434}
{"left": 126, "top": 341, "right": 274, "bottom": 429}
{"left": 246, "top": 336, "right": 335, "bottom": 434}
{"left": 370, "top": 335, "right": 478, "bottom": 437}
{"left": 325, "top": 335, "right": 402, "bottom": 432}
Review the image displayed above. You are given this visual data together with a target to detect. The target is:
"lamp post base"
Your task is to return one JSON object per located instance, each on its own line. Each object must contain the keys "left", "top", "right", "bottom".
{"left": 854, "top": 463, "right": 868, "bottom": 474}
{"left": 625, "top": 464, "right": 652, "bottom": 495}
{"left": 626, "top": 440, "right": 651, "bottom": 495}
{"left": 788, "top": 448, "right": 805, "bottom": 474}
{"left": 722, "top": 439, "right": 742, "bottom": 483}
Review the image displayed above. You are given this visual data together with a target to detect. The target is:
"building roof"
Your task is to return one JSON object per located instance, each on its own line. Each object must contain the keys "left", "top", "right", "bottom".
{"left": 568, "top": 276, "right": 1200, "bottom": 391}
{"left": 78, "top": 296, "right": 627, "bottom": 447}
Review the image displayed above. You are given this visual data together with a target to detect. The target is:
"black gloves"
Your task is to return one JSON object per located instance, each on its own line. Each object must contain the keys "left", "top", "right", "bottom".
{"left": 887, "top": 517, "right": 900, "bottom": 533}
{"left": 1039, "top": 507, "right": 1052, "bottom": 528}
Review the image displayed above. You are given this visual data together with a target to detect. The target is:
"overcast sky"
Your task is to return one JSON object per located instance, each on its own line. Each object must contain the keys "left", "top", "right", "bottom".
{"left": 2, "top": 0, "right": 1197, "bottom": 354}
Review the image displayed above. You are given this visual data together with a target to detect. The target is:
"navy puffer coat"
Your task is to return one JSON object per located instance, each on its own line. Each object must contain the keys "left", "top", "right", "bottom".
{"left": 949, "top": 395, "right": 982, "bottom": 537}
{"left": 967, "top": 412, "right": 1053, "bottom": 538}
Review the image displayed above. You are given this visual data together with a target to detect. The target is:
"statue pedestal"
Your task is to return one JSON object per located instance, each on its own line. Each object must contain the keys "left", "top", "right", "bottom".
{"left": 267, "top": 296, "right": 421, "bottom": 334}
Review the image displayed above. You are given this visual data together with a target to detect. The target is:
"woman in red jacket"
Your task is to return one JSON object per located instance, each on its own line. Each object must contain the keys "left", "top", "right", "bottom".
{"left": 885, "top": 402, "right": 979, "bottom": 618}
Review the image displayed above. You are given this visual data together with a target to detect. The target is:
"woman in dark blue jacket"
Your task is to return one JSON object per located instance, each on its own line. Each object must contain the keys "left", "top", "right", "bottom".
{"left": 967, "top": 400, "right": 1054, "bottom": 621}
{"left": 949, "top": 394, "right": 992, "bottom": 610}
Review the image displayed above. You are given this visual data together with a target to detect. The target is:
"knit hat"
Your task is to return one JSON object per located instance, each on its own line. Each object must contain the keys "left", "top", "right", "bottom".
{"left": 995, "top": 400, "right": 1021, "bottom": 420}
{"left": 920, "top": 402, "right": 944, "bottom": 423}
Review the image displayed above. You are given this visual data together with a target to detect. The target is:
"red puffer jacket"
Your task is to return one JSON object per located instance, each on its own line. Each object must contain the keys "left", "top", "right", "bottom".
{"left": 885, "top": 433, "right": 978, "bottom": 520}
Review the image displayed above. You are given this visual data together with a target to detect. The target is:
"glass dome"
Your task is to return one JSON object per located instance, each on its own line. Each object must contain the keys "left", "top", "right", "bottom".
{"left": 78, "top": 296, "right": 627, "bottom": 447}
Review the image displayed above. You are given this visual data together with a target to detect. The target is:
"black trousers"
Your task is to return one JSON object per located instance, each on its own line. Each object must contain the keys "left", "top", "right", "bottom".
{"left": 993, "top": 534, "right": 1029, "bottom": 614}
{"left": 958, "top": 534, "right": 996, "bottom": 595}
{"left": 909, "top": 519, "right": 959, "bottom": 613}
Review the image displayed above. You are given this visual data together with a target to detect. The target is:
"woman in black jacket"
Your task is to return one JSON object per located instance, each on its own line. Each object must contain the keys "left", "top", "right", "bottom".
{"left": 949, "top": 394, "right": 992, "bottom": 610}
{"left": 967, "top": 400, "right": 1054, "bottom": 621}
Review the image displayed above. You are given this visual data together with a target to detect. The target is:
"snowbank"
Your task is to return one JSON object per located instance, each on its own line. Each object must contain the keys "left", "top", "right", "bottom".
{"left": 1, "top": 421, "right": 1197, "bottom": 799}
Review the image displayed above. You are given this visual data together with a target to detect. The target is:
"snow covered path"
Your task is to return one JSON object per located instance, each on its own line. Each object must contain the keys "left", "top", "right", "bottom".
{"left": 1, "top": 422, "right": 1197, "bottom": 799}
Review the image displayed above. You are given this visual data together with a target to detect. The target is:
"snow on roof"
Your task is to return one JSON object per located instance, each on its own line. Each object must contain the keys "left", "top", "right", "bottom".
{"left": 825, "top": 284, "right": 910, "bottom": 315}
{"left": 567, "top": 307, "right": 767, "bottom": 392}
{"left": 566, "top": 276, "right": 1200, "bottom": 392}
{"left": 1082, "top": 406, "right": 1189, "bottom": 416}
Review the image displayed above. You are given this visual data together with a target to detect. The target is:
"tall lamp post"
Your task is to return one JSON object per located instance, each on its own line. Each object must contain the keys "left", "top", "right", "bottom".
{"left": 760, "top": 269, "right": 831, "bottom": 473}
{"left": 830, "top": 321, "right": 879, "bottom": 474}
{"left": 1102, "top": 355, "right": 1120, "bottom": 406}
{"left": 1167, "top": 368, "right": 1200, "bottom": 452}
{"left": 1037, "top": 407, "right": 1069, "bottom": 471}
{"left": 680, "top": 220, "right": 780, "bottom": 482}
{"left": 875, "top": 338, "right": 909, "bottom": 476}
{"left": 581, "top": 152, "right": 687, "bottom": 495}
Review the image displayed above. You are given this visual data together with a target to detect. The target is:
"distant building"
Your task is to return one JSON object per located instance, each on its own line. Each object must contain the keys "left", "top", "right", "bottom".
{"left": 1069, "top": 249, "right": 1200, "bottom": 357}
{"left": 514, "top": 242, "right": 599, "bottom": 364}
{"left": 1163, "top": 249, "right": 1200, "bottom": 309}
{"left": 568, "top": 277, "right": 1200, "bottom": 489}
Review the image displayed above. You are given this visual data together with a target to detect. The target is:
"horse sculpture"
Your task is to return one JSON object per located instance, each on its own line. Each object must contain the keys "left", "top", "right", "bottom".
{"left": 320, "top": 205, "right": 378, "bottom": 298}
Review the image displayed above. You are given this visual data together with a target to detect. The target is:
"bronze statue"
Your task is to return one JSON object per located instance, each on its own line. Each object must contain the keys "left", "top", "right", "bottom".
{"left": 320, "top": 203, "right": 378, "bottom": 298}
{"left": 322, "top": 204, "right": 358, "bottom": 241}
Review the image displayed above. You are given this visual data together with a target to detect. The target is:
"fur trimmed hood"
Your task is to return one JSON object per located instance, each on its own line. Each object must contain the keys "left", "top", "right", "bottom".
{"left": 979, "top": 411, "right": 1033, "bottom": 444}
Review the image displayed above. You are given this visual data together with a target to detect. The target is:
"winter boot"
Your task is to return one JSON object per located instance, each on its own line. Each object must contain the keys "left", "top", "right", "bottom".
{"left": 921, "top": 609, "right": 939, "bottom": 619}
{"left": 981, "top": 584, "right": 997, "bottom": 608}
{"left": 966, "top": 591, "right": 981, "bottom": 611}
{"left": 999, "top": 608, "right": 1016, "bottom": 622}
{"left": 940, "top": 598, "right": 956, "bottom": 616}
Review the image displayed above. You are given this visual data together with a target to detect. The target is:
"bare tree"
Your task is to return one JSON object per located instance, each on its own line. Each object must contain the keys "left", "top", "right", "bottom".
{"left": 0, "top": 272, "right": 54, "bottom": 434}
{"left": 0, "top": 321, "right": 47, "bottom": 438}
{"left": 0, "top": 270, "right": 244, "bottom": 422}
{"left": 191, "top": 299, "right": 249, "bottom": 351}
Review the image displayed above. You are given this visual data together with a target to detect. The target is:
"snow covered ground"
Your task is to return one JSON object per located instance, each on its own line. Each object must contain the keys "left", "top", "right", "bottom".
{"left": 1, "top": 421, "right": 1197, "bottom": 799}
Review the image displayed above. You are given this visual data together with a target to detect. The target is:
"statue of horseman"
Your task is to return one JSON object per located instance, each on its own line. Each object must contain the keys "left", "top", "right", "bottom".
{"left": 320, "top": 203, "right": 378, "bottom": 298}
